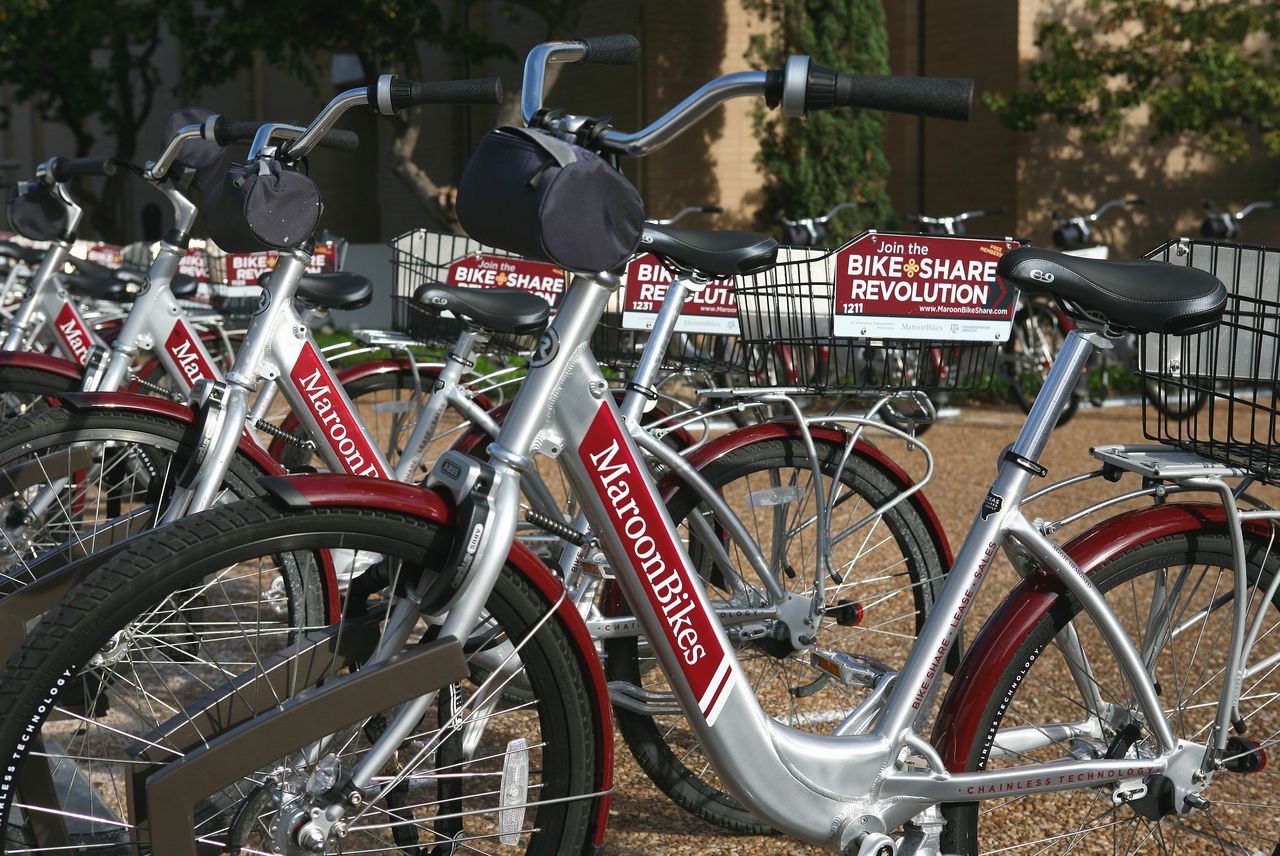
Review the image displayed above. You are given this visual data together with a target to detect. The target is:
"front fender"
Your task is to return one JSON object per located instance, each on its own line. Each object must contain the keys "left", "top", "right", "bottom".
{"left": 58, "top": 391, "right": 285, "bottom": 478}
{"left": 932, "top": 503, "right": 1271, "bottom": 771}
{"left": 0, "top": 350, "right": 84, "bottom": 384}
{"left": 256, "top": 472, "right": 615, "bottom": 848}
{"left": 660, "top": 420, "right": 953, "bottom": 566}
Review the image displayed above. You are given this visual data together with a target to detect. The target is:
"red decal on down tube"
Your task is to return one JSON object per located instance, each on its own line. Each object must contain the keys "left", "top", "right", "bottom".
{"left": 289, "top": 342, "right": 390, "bottom": 478}
{"left": 54, "top": 302, "right": 93, "bottom": 365}
{"left": 579, "top": 402, "right": 736, "bottom": 724}
{"left": 164, "top": 318, "right": 217, "bottom": 389}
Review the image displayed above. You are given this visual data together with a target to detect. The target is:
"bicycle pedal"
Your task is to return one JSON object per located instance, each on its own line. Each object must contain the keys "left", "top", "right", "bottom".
{"left": 810, "top": 649, "right": 891, "bottom": 689}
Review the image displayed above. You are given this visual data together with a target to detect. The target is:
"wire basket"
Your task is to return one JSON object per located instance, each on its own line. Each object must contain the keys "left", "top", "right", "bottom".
{"left": 390, "top": 229, "right": 568, "bottom": 354}
{"left": 732, "top": 246, "right": 1001, "bottom": 394}
{"left": 1139, "top": 238, "right": 1280, "bottom": 482}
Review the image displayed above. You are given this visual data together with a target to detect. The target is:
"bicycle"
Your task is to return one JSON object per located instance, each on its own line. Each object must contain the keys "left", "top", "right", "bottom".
{"left": 781, "top": 200, "right": 877, "bottom": 246}
{"left": 905, "top": 207, "right": 1004, "bottom": 237}
{"left": 0, "top": 40, "right": 1015, "bottom": 855}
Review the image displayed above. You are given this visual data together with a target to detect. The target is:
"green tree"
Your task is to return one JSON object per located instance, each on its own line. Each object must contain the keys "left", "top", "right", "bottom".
{"left": 0, "top": 0, "right": 185, "bottom": 240}
{"left": 986, "top": 0, "right": 1280, "bottom": 160}
{"left": 180, "top": 0, "right": 513, "bottom": 231}
{"left": 745, "top": 0, "right": 894, "bottom": 243}
{"left": 183, "top": 1, "right": 587, "bottom": 231}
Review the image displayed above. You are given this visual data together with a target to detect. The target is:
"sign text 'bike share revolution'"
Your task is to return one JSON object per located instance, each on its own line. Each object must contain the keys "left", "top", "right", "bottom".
{"left": 833, "top": 232, "right": 1021, "bottom": 342}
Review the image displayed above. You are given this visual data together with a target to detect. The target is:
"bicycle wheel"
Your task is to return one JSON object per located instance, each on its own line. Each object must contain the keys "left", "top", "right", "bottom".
{"left": 941, "top": 529, "right": 1280, "bottom": 854}
{"left": 1003, "top": 301, "right": 1080, "bottom": 425}
{"left": 0, "top": 498, "right": 597, "bottom": 854}
{"left": 0, "top": 406, "right": 264, "bottom": 587}
{"left": 606, "top": 433, "right": 944, "bottom": 834}
{"left": 0, "top": 362, "right": 79, "bottom": 419}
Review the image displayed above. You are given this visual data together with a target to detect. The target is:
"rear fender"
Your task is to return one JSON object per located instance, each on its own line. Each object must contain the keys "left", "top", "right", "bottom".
{"left": 257, "top": 472, "right": 615, "bottom": 846}
{"left": 0, "top": 350, "right": 83, "bottom": 385}
{"left": 932, "top": 503, "right": 1273, "bottom": 771}
{"left": 57, "top": 391, "right": 284, "bottom": 478}
{"left": 658, "top": 420, "right": 953, "bottom": 566}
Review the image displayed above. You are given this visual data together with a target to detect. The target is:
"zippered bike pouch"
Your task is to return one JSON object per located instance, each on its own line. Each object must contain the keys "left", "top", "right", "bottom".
{"left": 6, "top": 183, "right": 67, "bottom": 242}
{"left": 455, "top": 126, "right": 644, "bottom": 274}
{"left": 203, "top": 159, "right": 322, "bottom": 253}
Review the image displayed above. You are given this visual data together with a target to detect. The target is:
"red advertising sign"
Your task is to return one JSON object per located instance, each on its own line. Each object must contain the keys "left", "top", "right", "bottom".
{"left": 178, "top": 248, "right": 210, "bottom": 283}
{"left": 832, "top": 232, "right": 1020, "bottom": 342}
{"left": 83, "top": 244, "right": 123, "bottom": 269}
{"left": 621, "top": 253, "right": 738, "bottom": 334}
{"left": 445, "top": 254, "right": 567, "bottom": 309}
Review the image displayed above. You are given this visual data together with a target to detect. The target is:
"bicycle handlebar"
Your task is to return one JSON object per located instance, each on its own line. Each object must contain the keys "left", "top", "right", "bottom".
{"left": 650, "top": 205, "right": 723, "bottom": 225}
{"left": 580, "top": 34, "right": 642, "bottom": 65}
{"left": 907, "top": 207, "right": 1005, "bottom": 225}
{"left": 282, "top": 74, "right": 502, "bottom": 161}
{"left": 522, "top": 38, "right": 973, "bottom": 156}
{"left": 780, "top": 200, "right": 876, "bottom": 226}
{"left": 772, "top": 58, "right": 972, "bottom": 121}
{"left": 46, "top": 156, "right": 117, "bottom": 182}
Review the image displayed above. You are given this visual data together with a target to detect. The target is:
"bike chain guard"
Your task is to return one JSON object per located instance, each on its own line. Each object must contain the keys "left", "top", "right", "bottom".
{"left": 424, "top": 450, "right": 498, "bottom": 611}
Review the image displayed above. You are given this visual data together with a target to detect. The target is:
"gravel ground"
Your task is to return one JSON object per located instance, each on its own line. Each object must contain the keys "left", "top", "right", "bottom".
{"left": 599, "top": 400, "right": 1279, "bottom": 855}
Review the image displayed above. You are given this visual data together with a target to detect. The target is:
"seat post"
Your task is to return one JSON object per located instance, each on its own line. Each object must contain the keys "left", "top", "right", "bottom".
{"left": 1009, "top": 328, "right": 1098, "bottom": 463}
{"left": 617, "top": 274, "right": 695, "bottom": 424}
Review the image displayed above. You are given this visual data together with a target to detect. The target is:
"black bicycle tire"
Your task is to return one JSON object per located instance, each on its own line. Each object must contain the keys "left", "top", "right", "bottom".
{"left": 0, "top": 499, "right": 597, "bottom": 854}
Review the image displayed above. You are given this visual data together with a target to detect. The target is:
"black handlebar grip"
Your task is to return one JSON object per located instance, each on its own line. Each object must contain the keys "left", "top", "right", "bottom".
{"left": 702, "top": 206, "right": 724, "bottom": 214}
{"left": 982, "top": 207, "right": 1007, "bottom": 217}
{"left": 212, "top": 118, "right": 263, "bottom": 146}
{"left": 1128, "top": 197, "right": 1147, "bottom": 206}
{"left": 316, "top": 129, "right": 361, "bottom": 153}
{"left": 50, "top": 156, "right": 118, "bottom": 182}
{"left": 387, "top": 77, "right": 505, "bottom": 112}
{"left": 579, "top": 34, "right": 641, "bottom": 65}
{"left": 806, "top": 65, "right": 973, "bottom": 121}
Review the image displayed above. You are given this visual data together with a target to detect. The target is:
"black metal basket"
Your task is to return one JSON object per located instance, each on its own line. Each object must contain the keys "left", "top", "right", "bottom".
{"left": 390, "top": 229, "right": 549, "bottom": 354}
{"left": 1139, "top": 238, "right": 1280, "bottom": 482}
{"left": 732, "top": 247, "right": 1000, "bottom": 394}
{"left": 591, "top": 307, "right": 750, "bottom": 376}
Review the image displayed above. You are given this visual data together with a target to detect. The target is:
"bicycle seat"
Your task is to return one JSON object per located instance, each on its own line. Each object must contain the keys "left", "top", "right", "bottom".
{"left": 0, "top": 241, "right": 42, "bottom": 265}
{"left": 270, "top": 271, "right": 373, "bottom": 311}
{"left": 414, "top": 282, "right": 549, "bottom": 335}
{"left": 997, "top": 247, "right": 1226, "bottom": 336}
{"left": 63, "top": 272, "right": 135, "bottom": 302}
{"left": 170, "top": 273, "right": 199, "bottom": 299}
{"left": 642, "top": 224, "right": 778, "bottom": 278}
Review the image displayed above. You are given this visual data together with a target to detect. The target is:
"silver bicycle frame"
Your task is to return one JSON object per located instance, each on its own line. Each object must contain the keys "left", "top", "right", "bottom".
{"left": 2, "top": 185, "right": 101, "bottom": 362}
{"left": 406, "top": 265, "right": 1203, "bottom": 851}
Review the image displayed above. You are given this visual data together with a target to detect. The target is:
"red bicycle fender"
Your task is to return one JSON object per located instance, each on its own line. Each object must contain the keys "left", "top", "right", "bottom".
{"left": 932, "top": 503, "right": 1271, "bottom": 771}
{"left": 659, "top": 421, "right": 953, "bottom": 566}
{"left": 56, "top": 392, "right": 285, "bottom": 479}
{"left": 255, "top": 472, "right": 615, "bottom": 844}
{"left": 0, "top": 350, "right": 84, "bottom": 382}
